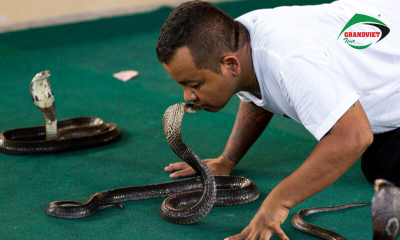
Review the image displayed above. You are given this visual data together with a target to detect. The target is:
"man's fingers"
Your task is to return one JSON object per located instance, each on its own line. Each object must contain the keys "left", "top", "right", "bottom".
{"left": 246, "top": 230, "right": 261, "bottom": 240}
{"left": 260, "top": 231, "right": 272, "bottom": 240}
{"left": 224, "top": 233, "right": 242, "bottom": 240}
{"left": 274, "top": 227, "right": 289, "bottom": 240}
{"left": 164, "top": 162, "right": 190, "bottom": 172}
{"left": 164, "top": 162, "right": 196, "bottom": 178}
{"left": 225, "top": 228, "right": 251, "bottom": 240}
{"left": 225, "top": 228, "right": 288, "bottom": 240}
{"left": 169, "top": 168, "right": 196, "bottom": 178}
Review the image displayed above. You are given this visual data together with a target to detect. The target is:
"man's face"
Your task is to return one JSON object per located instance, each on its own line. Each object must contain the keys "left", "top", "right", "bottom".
{"left": 162, "top": 46, "right": 236, "bottom": 112}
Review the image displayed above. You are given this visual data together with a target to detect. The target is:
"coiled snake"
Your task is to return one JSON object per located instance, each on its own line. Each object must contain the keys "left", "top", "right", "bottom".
{"left": 47, "top": 103, "right": 260, "bottom": 224}
{"left": 7, "top": 71, "right": 398, "bottom": 236}
{"left": 0, "top": 70, "right": 120, "bottom": 154}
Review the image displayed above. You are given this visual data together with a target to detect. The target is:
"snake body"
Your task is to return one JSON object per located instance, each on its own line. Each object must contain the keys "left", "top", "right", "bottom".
{"left": 0, "top": 70, "right": 120, "bottom": 154}
{"left": 47, "top": 103, "right": 260, "bottom": 224}
{"left": 292, "top": 203, "right": 371, "bottom": 240}
{"left": 292, "top": 179, "right": 400, "bottom": 240}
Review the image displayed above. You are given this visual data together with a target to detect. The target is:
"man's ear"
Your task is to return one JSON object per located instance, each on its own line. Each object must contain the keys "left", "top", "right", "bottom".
{"left": 221, "top": 55, "right": 241, "bottom": 77}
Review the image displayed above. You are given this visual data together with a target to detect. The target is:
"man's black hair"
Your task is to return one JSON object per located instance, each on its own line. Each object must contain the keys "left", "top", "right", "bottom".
{"left": 156, "top": 0, "right": 248, "bottom": 74}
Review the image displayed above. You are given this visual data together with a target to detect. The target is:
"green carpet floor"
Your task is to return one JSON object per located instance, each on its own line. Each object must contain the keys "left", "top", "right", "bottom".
{"left": 0, "top": 0, "right": 375, "bottom": 239}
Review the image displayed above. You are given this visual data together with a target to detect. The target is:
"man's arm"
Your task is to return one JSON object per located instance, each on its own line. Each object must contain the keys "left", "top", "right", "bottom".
{"left": 227, "top": 100, "right": 374, "bottom": 240}
{"left": 222, "top": 100, "right": 274, "bottom": 166}
{"left": 165, "top": 100, "right": 273, "bottom": 177}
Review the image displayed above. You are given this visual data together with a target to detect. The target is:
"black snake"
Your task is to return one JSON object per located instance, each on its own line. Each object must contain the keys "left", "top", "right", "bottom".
{"left": 5, "top": 71, "right": 398, "bottom": 237}
{"left": 0, "top": 70, "right": 120, "bottom": 155}
{"left": 47, "top": 103, "right": 260, "bottom": 224}
{"left": 292, "top": 179, "right": 400, "bottom": 240}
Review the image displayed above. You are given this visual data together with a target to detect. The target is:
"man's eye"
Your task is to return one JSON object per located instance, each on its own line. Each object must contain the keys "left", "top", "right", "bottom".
{"left": 192, "top": 84, "right": 201, "bottom": 89}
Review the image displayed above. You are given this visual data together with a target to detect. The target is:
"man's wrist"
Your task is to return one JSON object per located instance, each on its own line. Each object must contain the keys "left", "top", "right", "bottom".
{"left": 268, "top": 179, "right": 304, "bottom": 209}
{"left": 219, "top": 154, "right": 236, "bottom": 171}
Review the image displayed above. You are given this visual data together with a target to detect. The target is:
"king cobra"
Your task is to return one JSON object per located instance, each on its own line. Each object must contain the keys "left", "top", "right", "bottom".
{"left": 292, "top": 179, "right": 400, "bottom": 240}
{"left": 47, "top": 103, "right": 259, "bottom": 224}
{"left": 0, "top": 70, "right": 120, "bottom": 154}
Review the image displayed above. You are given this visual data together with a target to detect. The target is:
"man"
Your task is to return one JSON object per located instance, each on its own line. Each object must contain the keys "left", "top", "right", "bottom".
{"left": 156, "top": 0, "right": 400, "bottom": 239}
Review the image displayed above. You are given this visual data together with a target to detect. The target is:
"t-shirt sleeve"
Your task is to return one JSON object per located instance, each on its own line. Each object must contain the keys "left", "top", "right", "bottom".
{"left": 278, "top": 48, "right": 360, "bottom": 140}
{"left": 236, "top": 91, "right": 253, "bottom": 102}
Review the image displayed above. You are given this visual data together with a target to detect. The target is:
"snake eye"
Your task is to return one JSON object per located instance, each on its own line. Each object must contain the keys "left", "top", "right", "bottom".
{"left": 34, "top": 96, "right": 39, "bottom": 101}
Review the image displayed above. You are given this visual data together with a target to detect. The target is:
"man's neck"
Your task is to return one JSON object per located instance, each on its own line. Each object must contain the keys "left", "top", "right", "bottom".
{"left": 237, "top": 32, "right": 261, "bottom": 96}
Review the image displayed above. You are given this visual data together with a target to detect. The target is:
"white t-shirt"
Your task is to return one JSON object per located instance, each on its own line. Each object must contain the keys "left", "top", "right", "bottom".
{"left": 236, "top": 0, "right": 400, "bottom": 140}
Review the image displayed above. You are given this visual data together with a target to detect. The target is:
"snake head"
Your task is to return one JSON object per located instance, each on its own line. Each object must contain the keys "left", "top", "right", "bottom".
{"left": 185, "top": 103, "right": 201, "bottom": 113}
{"left": 372, "top": 179, "right": 400, "bottom": 240}
{"left": 32, "top": 70, "right": 51, "bottom": 82}
{"left": 29, "top": 70, "right": 54, "bottom": 107}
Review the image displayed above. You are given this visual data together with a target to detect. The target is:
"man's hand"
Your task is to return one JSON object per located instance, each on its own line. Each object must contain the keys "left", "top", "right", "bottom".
{"left": 164, "top": 155, "right": 235, "bottom": 178}
{"left": 225, "top": 194, "right": 290, "bottom": 240}
{"left": 165, "top": 101, "right": 273, "bottom": 179}
{"left": 224, "top": 100, "right": 373, "bottom": 240}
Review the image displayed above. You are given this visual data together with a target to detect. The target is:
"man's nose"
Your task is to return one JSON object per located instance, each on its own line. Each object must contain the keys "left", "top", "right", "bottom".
{"left": 183, "top": 87, "right": 198, "bottom": 102}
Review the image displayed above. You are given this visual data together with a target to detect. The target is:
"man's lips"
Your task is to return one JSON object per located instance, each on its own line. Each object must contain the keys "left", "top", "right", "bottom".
{"left": 194, "top": 104, "right": 205, "bottom": 110}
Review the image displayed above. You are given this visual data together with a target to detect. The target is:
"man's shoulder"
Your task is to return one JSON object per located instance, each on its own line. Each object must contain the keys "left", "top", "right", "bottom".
{"left": 237, "top": 2, "right": 341, "bottom": 50}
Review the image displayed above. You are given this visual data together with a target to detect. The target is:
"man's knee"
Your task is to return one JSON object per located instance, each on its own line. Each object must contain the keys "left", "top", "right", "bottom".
{"left": 361, "top": 127, "right": 400, "bottom": 186}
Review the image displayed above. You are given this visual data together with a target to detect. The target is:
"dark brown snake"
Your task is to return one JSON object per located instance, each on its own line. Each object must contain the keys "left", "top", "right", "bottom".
{"left": 5, "top": 72, "right": 398, "bottom": 236}
{"left": 292, "top": 179, "right": 400, "bottom": 240}
{"left": 46, "top": 103, "right": 260, "bottom": 224}
{"left": 0, "top": 70, "right": 120, "bottom": 155}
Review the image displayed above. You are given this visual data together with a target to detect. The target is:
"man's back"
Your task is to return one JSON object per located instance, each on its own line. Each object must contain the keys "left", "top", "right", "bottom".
{"left": 236, "top": 0, "right": 400, "bottom": 140}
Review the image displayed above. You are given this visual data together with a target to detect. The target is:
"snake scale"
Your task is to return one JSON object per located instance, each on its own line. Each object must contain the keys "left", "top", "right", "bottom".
{"left": 0, "top": 71, "right": 120, "bottom": 154}
{"left": 47, "top": 103, "right": 260, "bottom": 224}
